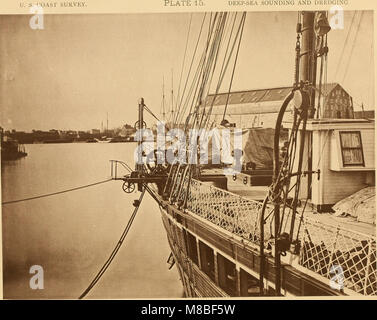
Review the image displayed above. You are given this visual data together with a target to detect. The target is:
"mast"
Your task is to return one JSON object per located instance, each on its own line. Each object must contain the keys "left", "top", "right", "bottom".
{"left": 270, "top": 11, "right": 320, "bottom": 296}
{"left": 136, "top": 98, "right": 145, "bottom": 177}
{"left": 107, "top": 112, "right": 109, "bottom": 133}
{"left": 162, "top": 76, "right": 166, "bottom": 121}
{"left": 300, "top": 12, "right": 317, "bottom": 118}
{"left": 171, "top": 69, "right": 174, "bottom": 125}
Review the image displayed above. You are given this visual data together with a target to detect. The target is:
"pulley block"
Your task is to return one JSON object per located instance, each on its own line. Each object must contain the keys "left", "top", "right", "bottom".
{"left": 134, "top": 120, "right": 147, "bottom": 130}
{"left": 122, "top": 181, "right": 136, "bottom": 193}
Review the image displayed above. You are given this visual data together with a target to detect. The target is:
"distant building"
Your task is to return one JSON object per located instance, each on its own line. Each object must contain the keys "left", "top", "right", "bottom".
{"left": 106, "top": 129, "right": 115, "bottom": 136}
{"left": 91, "top": 129, "right": 100, "bottom": 135}
{"left": 119, "top": 125, "right": 136, "bottom": 137}
{"left": 354, "top": 110, "right": 375, "bottom": 119}
{"left": 204, "top": 83, "right": 354, "bottom": 129}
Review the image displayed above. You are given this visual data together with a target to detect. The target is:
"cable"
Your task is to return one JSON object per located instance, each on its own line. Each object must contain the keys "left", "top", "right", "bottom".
{"left": 144, "top": 104, "right": 162, "bottom": 123}
{"left": 222, "top": 12, "right": 246, "bottom": 122}
{"left": 2, "top": 179, "right": 112, "bottom": 205}
{"left": 164, "top": 13, "right": 219, "bottom": 194}
{"left": 333, "top": 11, "right": 356, "bottom": 81}
{"left": 78, "top": 188, "right": 146, "bottom": 299}
{"left": 200, "top": 12, "right": 237, "bottom": 129}
{"left": 341, "top": 11, "right": 364, "bottom": 84}
{"left": 176, "top": 14, "right": 193, "bottom": 115}
{"left": 175, "top": 13, "right": 207, "bottom": 125}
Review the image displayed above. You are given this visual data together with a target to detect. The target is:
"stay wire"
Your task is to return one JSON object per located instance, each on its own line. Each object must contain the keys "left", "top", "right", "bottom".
{"left": 333, "top": 11, "right": 356, "bottom": 81}
{"left": 175, "top": 13, "right": 207, "bottom": 125}
{"left": 342, "top": 11, "right": 364, "bottom": 84}
{"left": 175, "top": 14, "right": 193, "bottom": 119}
{"left": 201, "top": 12, "right": 238, "bottom": 130}
{"left": 222, "top": 12, "right": 246, "bottom": 122}
{"left": 78, "top": 188, "right": 146, "bottom": 299}
{"left": 198, "top": 13, "right": 229, "bottom": 130}
{"left": 2, "top": 179, "right": 112, "bottom": 205}
{"left": 198, "top": 12, "right": 237, "bottom": 131}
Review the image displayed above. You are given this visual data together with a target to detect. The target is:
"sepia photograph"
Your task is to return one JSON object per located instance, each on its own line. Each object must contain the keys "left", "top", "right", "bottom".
{"left": 0, "top": 5, "right": 376, "bottom": 300}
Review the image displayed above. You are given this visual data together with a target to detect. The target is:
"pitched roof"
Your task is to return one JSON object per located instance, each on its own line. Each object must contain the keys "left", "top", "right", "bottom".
{"left": 205, "top": 83, "right": 340, "bottom": 106}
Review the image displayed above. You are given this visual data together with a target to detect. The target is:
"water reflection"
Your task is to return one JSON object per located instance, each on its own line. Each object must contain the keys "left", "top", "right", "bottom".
{"left": 1, "top": 143, "right": 182, "bottom": 299}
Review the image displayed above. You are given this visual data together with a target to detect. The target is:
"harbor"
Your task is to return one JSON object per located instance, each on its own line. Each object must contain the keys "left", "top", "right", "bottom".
{"left": 1, "top": 143, "right": 181, "bottom": 298}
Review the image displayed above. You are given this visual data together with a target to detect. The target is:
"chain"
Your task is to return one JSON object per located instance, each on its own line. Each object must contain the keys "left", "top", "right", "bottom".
{"left": 294, "top": 15, "right": 302, "bottom": 87}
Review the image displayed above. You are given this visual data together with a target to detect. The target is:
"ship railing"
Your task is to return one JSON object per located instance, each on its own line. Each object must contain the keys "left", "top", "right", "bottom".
{"left": 184, "top": 178, "right": 377, "bottom": 296}
{"left": 299, "top": 218, "right": 376, "bottom": 296}
{"left": 109, "top": 160, "right": 132, "bottom": 180}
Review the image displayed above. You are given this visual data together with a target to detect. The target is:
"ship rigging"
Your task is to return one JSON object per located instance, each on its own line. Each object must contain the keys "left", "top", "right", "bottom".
{"left": 85, "top": 11, "right": 376, "bottom": 298}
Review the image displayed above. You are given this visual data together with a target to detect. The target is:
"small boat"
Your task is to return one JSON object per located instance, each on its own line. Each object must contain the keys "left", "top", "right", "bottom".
{"left": 109, "top": 136, "right": 134, "bottom": 143}
{"left": 1, "top": 128, "right": 27, "bottom": 161}
{"left": 95, "top": 136, "right": 111, "bottom": 143}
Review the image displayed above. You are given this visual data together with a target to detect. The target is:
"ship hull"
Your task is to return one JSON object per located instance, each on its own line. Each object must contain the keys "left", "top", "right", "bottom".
{"left": 153, "top": 188, "right": 342, "bottom": 297}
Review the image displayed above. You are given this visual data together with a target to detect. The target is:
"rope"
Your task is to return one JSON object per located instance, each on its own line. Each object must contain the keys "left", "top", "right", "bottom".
{"left": 222, "top": 12, "right": 246, "bottom": 122}
{"left": 78, "top": 188, "right": 146, "bottom": 299}
{"left": 333, "top": 11, "right": 356, "bottom": 81}
{"left": 144, "top": 104, "right": 165, "bottom": 126}
{"left": 199, "top": 12, "right": 245, "bottom": 132}
{"left": 171, "top": 14, "right": 221, "bottom": 193}
{"left": 200, "top": 12, "right": 237, "bottom": 130}
{"left": 175, "top": 13, "right": 207, "bottom": 125}
{"left": 316, "top": 38, "right": 325, "bottom": 119}
{"left": 197, "top": 12, "right": 229, "bottom": 130}
{"left": 175, "top": 13, "right": 193, "bottom": 118}
{"left": 295, "top": 129, "right": 331, "bottom": 241}
{"left": 195, "top": 13, "right": 225, "bottom": 130}
{"left": 2, "top": 179, "right": 112, "bottom": 205}
{"left": 341, "top": 11, "right": 364, "bottom": 84}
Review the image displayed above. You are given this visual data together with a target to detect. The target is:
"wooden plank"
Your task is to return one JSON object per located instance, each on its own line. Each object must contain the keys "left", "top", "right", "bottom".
{"left": 162, "top": 201, "right": 343, "bottom": 296}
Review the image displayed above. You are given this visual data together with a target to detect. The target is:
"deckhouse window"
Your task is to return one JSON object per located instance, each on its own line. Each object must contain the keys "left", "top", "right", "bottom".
{"left": 339, "top": 131, "right": 365, "bottom": 166}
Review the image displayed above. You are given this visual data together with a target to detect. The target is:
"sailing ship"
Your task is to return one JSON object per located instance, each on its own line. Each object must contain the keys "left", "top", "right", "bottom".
{"left": 110, "top": 11, "right": 376, "bottom": 297}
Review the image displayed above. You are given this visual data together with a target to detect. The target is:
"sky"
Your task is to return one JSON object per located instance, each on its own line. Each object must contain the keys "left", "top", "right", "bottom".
{"left": 0, "top": 11, "right": 374, "bottom": 132}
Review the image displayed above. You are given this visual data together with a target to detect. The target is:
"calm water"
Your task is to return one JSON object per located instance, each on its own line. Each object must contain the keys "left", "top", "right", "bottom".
{"left": 1, "top": 143, "right": 182, "bottom": 299}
